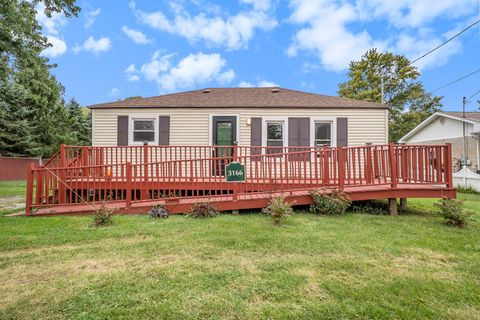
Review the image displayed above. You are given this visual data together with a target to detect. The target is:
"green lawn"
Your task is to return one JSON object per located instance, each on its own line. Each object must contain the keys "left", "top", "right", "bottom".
{"left": 0, "top": 180, "right": 26, "bottom": 198}
{"left": 1, "top": 193, "right": 479, "bottom": 319}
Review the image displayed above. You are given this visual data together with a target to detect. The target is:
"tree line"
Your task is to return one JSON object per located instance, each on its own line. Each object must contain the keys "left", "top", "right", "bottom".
{"left": 0, "top": 0, "right": 90, "bottom": 158}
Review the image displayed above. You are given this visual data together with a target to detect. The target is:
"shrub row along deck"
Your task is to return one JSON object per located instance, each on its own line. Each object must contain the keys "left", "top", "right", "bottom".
{"left": 25, "top": 143, "right": 455, "bottom": 215}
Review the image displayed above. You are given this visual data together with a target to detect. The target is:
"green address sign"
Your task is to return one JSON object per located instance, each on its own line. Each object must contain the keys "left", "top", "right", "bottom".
{"left": 225, "top": 161, "right": 246, "bottom": 182}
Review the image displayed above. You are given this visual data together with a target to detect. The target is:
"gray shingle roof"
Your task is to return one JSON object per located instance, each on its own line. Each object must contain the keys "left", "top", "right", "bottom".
{"left": 88, "top": 87, "right": 387, "bottom": 109}
{"left": 441, "top": 112, "right": 480, "bottom": 123}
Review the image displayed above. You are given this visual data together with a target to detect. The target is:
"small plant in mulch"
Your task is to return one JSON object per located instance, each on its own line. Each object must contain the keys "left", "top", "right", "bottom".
{"left": 91, "top": 205, "right": 115, "bottom": 227}
{"left": 262, "top": 195, "right": 294, "bottom": 225}
{"left": 309, "top": 188, "right": 351, "bottom": 215}
{"left": 434, "top": 198, "right": 474, "bottom": 228}
{"left": 148, "top": 204, "right": 169, "bottom": 218}
{"left": 188, "top": 201, "right": 219, "bottom": 218}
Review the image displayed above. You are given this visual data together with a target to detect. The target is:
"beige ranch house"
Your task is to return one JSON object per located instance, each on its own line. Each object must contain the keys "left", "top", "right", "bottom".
{"left": 89, "top": 87, "right": 388, "bottom": 149}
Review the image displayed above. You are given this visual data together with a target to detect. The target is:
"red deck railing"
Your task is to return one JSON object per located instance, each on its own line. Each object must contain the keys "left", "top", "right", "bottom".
{"left": 26, "top": 143, "right": 452, "bottom": 213}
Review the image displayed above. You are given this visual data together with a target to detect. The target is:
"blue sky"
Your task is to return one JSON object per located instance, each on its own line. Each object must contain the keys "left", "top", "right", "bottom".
{"left": 38, "top": 0, "right": 480, "bottom": 111}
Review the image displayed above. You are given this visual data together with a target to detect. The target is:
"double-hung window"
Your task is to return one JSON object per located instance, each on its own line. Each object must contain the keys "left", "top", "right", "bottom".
{"left": 266, "top": 121, "right": 284, "bottom": 155}
{"left": 314, "top": 122, "right": 332, "bottom": 147}
{"left": 133, "top": 119, "right": 155, "bottom": 143}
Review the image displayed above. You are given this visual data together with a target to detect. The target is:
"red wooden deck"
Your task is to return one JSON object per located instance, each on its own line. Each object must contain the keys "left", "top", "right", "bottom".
{"left": 25, "top": 143, "right": 455, "bottom": 216}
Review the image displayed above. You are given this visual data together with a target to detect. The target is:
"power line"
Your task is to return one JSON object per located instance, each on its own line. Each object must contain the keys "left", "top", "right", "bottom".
{"left": 410, "top": 19, "right": 480, "bottom": 65}
{"left": 429, "top": 67, "right": 480, "bottom": 93}
{"left": 469, "top": 88, "right": 480, "bottom": 100}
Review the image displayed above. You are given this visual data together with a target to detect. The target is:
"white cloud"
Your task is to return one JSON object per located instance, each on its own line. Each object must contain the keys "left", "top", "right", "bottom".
{"left": 288, "top": 0, "right": 478, "bottom": 72}
{"left": 84, "top": 8, "right": 101, "bottom": 28}
{"left": 36, "top": 3, "right": 66, "bottom": 35}
{"left": 36, "top": 3, "right": 69, "bottom": 57}
{"left": 238, "top": 79, "right": 278, "bottom": 87}
{"left": 356, "top": 0, "right": 478, "bottom": 29}
{"left": 130, "top": 0, "right": 277, "bottom": 50}
{"left": 73, "top": 36, "right": 112, "bottom": 54}
{"left": 122, "top": 26, "right": 152, "bottom": 44}
{"left": 258, "top": 80, "right": 279, "bottom": 87}
{"left": 288, "top": 0, "right": 386, "bottom": 72}
{"left": 109, "top": 88, "right": 120, "bottom": 97}
{"left": 124, "top": 64, "right": 141, "bottom": 82}
{"left": 136, "top": 51, "right": 235, "bottom": 92}
{"left": 42, "top": 36, "right": 67, "bottom": 58}
{"left": 238, "top": 81, "right": 254, "bottom": 87}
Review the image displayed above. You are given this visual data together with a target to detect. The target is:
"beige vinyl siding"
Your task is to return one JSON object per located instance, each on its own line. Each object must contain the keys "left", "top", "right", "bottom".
{"left": 92, "top": 108, "right": 388, "bottom": 146}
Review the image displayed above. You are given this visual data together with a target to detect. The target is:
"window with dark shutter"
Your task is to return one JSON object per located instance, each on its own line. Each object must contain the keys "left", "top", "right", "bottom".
{"left": 250, "top": 117, "right": 262, "bottom": 156}
{"left": 159, "top": 116, "right": 170, "bottom": 145}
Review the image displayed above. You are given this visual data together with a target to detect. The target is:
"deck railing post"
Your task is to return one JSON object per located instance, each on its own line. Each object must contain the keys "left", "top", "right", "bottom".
{"left": 142, "top": 143, "right": 149, "bottom": 200}
{"left": 58, "top": 144, "right": 67, "bottom": 204}
{"left": 233, "top": 141, "right": 238, "bottom": 201}
{"left": 82, "top": 146, "right": 88, "bottom": 167}
{"left": 60, "top": 143, "right": 66, "bottom": 167}
{"left": 26, "top": 162, "right": 35, "bottom": 215}
{"left": 366, "top": 145, "right": 373, "bottom": 184}
{"left": 126, "top": 162, "right": 132, "bottom": 207}
{"left": 445, "top": 143, "right": 452, "bottom": 188}
{"left": 35, "top": 165, "right": 44, "bottom": 204}
{"left": 388, "top": 143, "right": 398, "bottom": 189}
{"left": 338, "top": 146, "right": 345, "bottom": 190}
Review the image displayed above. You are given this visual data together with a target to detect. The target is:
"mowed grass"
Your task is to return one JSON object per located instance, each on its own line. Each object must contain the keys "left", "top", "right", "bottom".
{"left": 1, "top": 194, "right": 480, "bottom": 319}
{"left": 0, "top": 180, "right": 26, "bottom": 198}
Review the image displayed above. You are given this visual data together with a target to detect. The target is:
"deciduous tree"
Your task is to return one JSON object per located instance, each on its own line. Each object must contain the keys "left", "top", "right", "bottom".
{"left": 338, "top": 49, "right": 442, "bottom": 142}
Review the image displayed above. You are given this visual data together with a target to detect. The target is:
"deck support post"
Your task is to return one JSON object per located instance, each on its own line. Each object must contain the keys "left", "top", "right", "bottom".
{"left": 400, "top": 198, "right": 407, "bottom": 208}
{"left": 26, "top": 162, "right": 35, "bottom": 215}
{"left": 126, "top": 162, "right": 132, "bottom": 208}
{"left": 366, "top": 145, "right": 373, "bottom": 184}
{"left": 389, "top": 198, "right": 398, "bottom": 216}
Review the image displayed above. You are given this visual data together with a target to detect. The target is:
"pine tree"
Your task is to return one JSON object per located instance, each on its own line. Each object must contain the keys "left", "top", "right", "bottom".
{"left": 0, "top": 80, "right": 36, "bottom": 156}
{"left": 66, "top": 98, "right": 91, "bottom": 145}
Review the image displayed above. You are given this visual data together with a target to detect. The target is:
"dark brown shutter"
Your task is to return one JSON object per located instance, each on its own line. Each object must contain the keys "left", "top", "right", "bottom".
{"left": 159, "top": 116, "right": 170, "bottom": 145}
{"left": 251, "top": 117, "right": 262, "bottom": 155}
{"left": 288, "top": 118, "right": 310, "bottom": 146}
{"left": 336, "top": 117, "right": 348, "bottom": 147}
{"left": 117, "top": 116, "right": 128, "bottom": 146}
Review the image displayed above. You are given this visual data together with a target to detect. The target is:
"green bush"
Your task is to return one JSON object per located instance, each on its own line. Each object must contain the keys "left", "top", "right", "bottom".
{"left": 434, "top": 198, "right": 473, "bottom": 227}
{"left": 91, "top": 206, "right": 115, "bottom": 227}
{"left": 188, "top": 202, "right": 219, "bottom": 218}
{"left": 309, "top": 188, "right": 351, "bottom": 215}
{"left": 262, "top": 195, "right": 294, "bottom": 225}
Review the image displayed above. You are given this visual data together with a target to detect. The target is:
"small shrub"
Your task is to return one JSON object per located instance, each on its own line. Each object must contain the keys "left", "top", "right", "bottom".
{"left": 262, "top": 195, "right": 294, "bottom": 225}
{"left": 188, "top": 201, "right": 219, "bottom": 218}
{"left": 309, "top": 188, "right": 351, "bottom": 215}
{"left": 91, "top": 206, "right": 115, "bottom": 227}
{"left": 434, "top": 198, "right": 473, "bottom": 227}
{"left": 148, "top": 205, "right": 169, "bottom": 218}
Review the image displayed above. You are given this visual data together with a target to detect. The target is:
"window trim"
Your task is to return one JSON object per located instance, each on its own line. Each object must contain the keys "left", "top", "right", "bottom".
{"left": 129, "top": 116, "right": 158, "bottom": 146}
{"left": 310, "top": 117, "right": 337, "bottom": 148}
{"left": 262, "top": 117, "right": 288, "bottom": 149}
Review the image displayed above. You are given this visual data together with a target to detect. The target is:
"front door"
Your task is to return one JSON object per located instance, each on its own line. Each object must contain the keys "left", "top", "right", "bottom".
{"left": 212, "top": 116, "right": 237, "bottom": 176}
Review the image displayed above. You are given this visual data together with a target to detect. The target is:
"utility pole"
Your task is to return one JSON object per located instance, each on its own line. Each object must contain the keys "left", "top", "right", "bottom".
{"left": 381, "top": 75, "right": 384, "bottom": 104}
{"left": 462, "top": 96, "right": 467, "bottom": 187}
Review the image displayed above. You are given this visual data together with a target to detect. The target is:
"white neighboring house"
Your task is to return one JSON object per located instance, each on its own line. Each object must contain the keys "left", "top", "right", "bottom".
{"left": 399, "top": 112, "right": 480, "bottom": 173}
